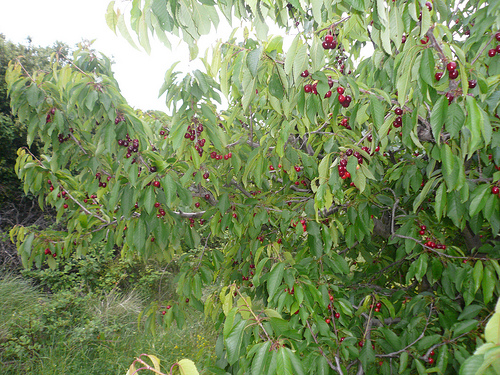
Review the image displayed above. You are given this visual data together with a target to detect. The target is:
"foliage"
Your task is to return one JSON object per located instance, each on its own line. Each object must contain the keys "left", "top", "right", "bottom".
{"left": 0, "top": 34, "right": 69, "bottom": 205}
{"left": 6, "top": 0, "right": 500, "bottom": 374}
{"left": 460, "top": 296, "right": 500, "bottom": 374}
{"left": 127, "top": 355, "right": 200, "bottom": 375}
{"left": 0, "top": 273, "right": 216, "bottom": 375}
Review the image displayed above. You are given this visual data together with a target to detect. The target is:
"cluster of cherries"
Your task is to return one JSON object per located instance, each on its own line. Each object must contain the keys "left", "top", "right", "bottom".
{"left": 322, "top": 33, "right": 338, "bottom": 50}
{"left": 184, "top": 119, "right": 206, "bottom": 157}
{"left": 336, "top": 86, "right": 352, "bottom": 108}
{"left": 393, "top": 107, "right": 404, "bottom": 128}
{"left": 209, "top": 151, "right": 232, "bottom": 160}
{"left": 57, "top": 133, "right": 71, "bottom": 143}
{"left": 301, "top": 70, "right": 334, "bottom": 98}
{"left": 487, "top": 32, "right": 500, "bottom": 57}
{"left": 290, "top": 218, "right": 308, "bottom": 232}
{"left": 419, "top": 224, "right": 447, "bottom": 249}
{"left": 114, "top": 114, "right": 125, "bottom": 125}
{"left": 44, "top": 247, "right": 57, "bottom": 258}
{"left": 117, "top": 134, "right": 140, "bottom": 159}
{"left": 48, "top": 179, "right": 70, "bottom": 209}
{"left": 154, "top": 201, "right": 167, "bottom": 218}
{"left": 435, "top": 61, "right": 460, "bottom": 82}
{"left": 46, "top": 107, "right": 56, "bottom": 123}
{"left": 187, "top": 217, "right": 205, "bottom": 227}
{"left": 83, "top": 193, "right": 98, "bottom": 204}
{"left": 339, "top": 117, "right": 352, "bottom": 130}
{"left": 95, "top": 172, "right": 111, "bottom": 188}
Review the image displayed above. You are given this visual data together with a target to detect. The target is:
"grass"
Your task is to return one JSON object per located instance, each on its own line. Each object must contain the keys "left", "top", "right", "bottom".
{"left": 0, "top": 273, "right": 217, "bottom": 375}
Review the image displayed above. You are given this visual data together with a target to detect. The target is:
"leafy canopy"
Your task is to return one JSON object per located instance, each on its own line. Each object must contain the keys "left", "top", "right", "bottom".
{"left": 6, "top": 0, "right": 500, "bottom": 374}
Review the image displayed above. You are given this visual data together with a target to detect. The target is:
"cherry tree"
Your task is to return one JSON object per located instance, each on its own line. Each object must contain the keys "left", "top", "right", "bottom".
{"left": 7, "top": 0, "right": 500, "bottom": 373}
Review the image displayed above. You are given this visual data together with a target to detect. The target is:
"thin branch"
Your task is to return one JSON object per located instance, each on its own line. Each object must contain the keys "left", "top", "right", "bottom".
{"left": 305, "top": 320, "right": 343, "bottom": 375}
{"left": 377, "top": 303, "right": 434, "bottom": 358}
{"left": 235, "top": 286, "right": 272, "bottom": 341}
{"left": 60, "top": 186, "right": 108, "bottom": 223}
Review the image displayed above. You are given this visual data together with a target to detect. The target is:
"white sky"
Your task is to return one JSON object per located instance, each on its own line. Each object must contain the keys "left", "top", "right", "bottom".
{"left": 0, "top": 0, "right": 218, "bottom": 111}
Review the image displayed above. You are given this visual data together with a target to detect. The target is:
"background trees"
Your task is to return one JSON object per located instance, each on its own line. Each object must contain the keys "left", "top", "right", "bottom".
{"left": 6, "top": 0, "right": 500, "bottom": 374}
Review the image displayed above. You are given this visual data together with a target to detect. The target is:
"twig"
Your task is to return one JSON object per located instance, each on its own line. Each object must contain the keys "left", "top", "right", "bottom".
{"left": 377, "top": 303, "right": 434, "bottom": 358}
{"left": 305, "top": 320, "right": 343, "bottom": 374}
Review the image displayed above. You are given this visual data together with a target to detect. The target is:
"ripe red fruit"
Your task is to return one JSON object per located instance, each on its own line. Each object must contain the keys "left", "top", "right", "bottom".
{"left": 232, "top": 213, "right": 237, "bottom": 218}
{"left": 420, "top": 225, "right": 427, "bottom": 230}
{"left": 489, "top": 49, "right": 497, "bottom": 57}
{"left": 492, "top": 186, "right": 500, "bottom": 195}
{"left": 445, "top": 92, "right": 454, "bottom": 104}
{"left": 324, "top": 90, "right": 332, "bottom": 98}
{"left": 63, "top": 204, "right": 69, "bottom": 209}
{"left": 53, "top": 253, "right": 57, "bottom": 258}
{"left": 335, "top": 312, "right": 340, "bottom": 319}
{"left": 203, "top": 172, "right": 209, "bottom": 179}
{"left": 496, "top": 32, "right": 500, "bottom": 42}
{"left": 44, "top": 248, "right": 51, "bottom": 255}
{"left": 430, "top": 350, "right": 435, "bottom": 356}
{"left": 402, "top": 35, "right": 407, "bottom": 43}
{"left": 435, "top": 72, "right": 443, "bottom": 81}
{"left": 166, "top": 305, "right": 172, "bottom": 309}
{"left": 449, "top": 69, "right": 459, "bottom": 79}
{"left": 496, "top": 45, "right": 500, "bottom": 54}
{"left": 154, "top": 202, "right": 160, "bottom": 208}
{"left": 204, "top": 194, "right": 210, "bottom": 200}
{"left": 375, "top": 307, "right": 380, "bottom": 312}
{"left": 295, "top": 166, "right": 301, "bottom": 172}
{"left": 322, "top": 41, "right": 329, "bottom": 49}
{"left": 301, "top": 70, "right": 309, "bottom": 78}
{"left": 325, "top": 34, "right": 334, "bottom": 43}
{"left": 425, "top": 1, "right": 432, "bottom": 11}
{"left": 420, "top": 35, "right": 429, "bottom": 44}
{"left": 153, "top": 181, "right": 161, "bottom": 188}
{"left": 325, "top": 318, "right": 331, "bottom": 324}
{"left": 468, "top": 80, "right": 477, "bottom": 88}
{"left": 338, "top": 94, "right": 346, "bottom": 103}
{"left": 359, "top": 341, "right": 364, "bottom": 347}
{"left": 428, "top": 358, "right": 434, "bottom": 364}
{"left": 340, "top": 337, "right": 345, "bottom": 342}
{"left": 447, "top": 61, "right": 457, "bottom": 71}
{"left": 162, "top": 310, "right": 166, "bottom": 315}
{"left": 304, "top": 84, "right": 313, "bottom": 93}
{"left": 185, "top": 298, "right": 189, "bottom": 303}
{"left": 337, "top": 87, "right": 345, "bottom": 95}
{"left": 195, "top": 202, "right": 200, "bottom": 208}
{"left": 269, "top": 165, "right": 274, "bottom": 171}
{"left": 395, "top": 107, "right": 403, "bottom": 115}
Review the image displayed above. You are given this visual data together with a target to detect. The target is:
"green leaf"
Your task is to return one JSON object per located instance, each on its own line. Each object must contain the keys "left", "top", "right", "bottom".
{"left": 434, "top": 182, "right": 447, "bottom": 220}
{"left": 269, "top": 71, "right": 284, "bottom": 100}
{"left": 178, "top": 358, "right": 200, "bottom": 375}
{"left": 105, "top": 1, "right": 118, "bottom": 32}
{"left": 267, "top": 262, "right": 285, "bottom": 300}
{"left": 452, "top": 319, "right": 478, "bottom": 338}
{"left": 430, "top": 95, "right": 448, "bottom": 142}
{"left": 276, "top": 347, "right": 293, "bottom": 375}
{"left": 246, "top": 48, "right": 261, "bottom": 77}
{"left": 370, "top": 95, "right": 384, "bottom": 130}
{"left": 420, "top": 48, "right": 435, "bottom": 86}
{"left": 459, "top": 355, "right": 484, "bottom": 375}
{"left": 465, "top": 96, "right": 483, "bottom": 155}
{"left": 117, "top": 12, "right": 139, "bottom": 50}
{"left": 251, "top": 342, "right": 271, "bottom": 374}
{"left": 441, "top": 144, "right": 458, "bottom": 191}
{"left": 469, "top": 184, "right": 490, "bottom": 217}
{"left": 292, "top": 44, "right": 308, "bottom": 81}
{"left": 446, "top": 102, "right": 465, "bottom": 139}
{"left": 225, "top": 318, "right": 246, "bottom": 365}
